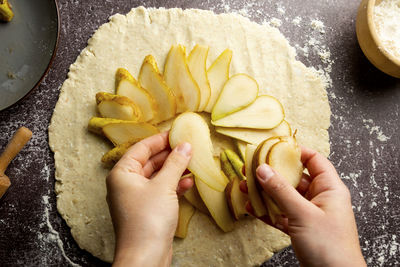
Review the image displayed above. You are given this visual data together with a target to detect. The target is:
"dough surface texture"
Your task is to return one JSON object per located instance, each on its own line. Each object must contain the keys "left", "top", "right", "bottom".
{"left": 49, "top": 7, "right": 331, "bottom": 265}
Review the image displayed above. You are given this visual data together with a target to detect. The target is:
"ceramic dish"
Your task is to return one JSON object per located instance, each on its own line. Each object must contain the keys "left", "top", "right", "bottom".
{"left": 0, "top": 0, "right": 59, "bottom": 111}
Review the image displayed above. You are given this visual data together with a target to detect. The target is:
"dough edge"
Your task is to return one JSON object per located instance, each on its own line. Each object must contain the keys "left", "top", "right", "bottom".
{"left": 48, "top": 6, "right": 330, "bottom": 265}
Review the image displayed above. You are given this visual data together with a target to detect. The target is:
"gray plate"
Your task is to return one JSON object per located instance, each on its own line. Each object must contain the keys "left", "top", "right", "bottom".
{"left": 0, "top": 0, "right": 59, "bottom": 111}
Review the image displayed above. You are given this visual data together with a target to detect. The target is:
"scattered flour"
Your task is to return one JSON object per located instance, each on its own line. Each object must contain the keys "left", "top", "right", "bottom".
{"left": 276, "top": 5, "right": 285, "bottom": 15}
{"left": 363, "top": 119, "right": 390, "bottom": 142}
{"left": 374, "top": 0, "right": 400, "bottom": 59}
{"left": 269, "top": 17, "right": 282, "bottom": 27}
{"left": 292, "top": 16, "right": 302, "bottom": 26}
{"left": 41, "top": 195, "right": 81, "bottom": 267}
{"left": 311, "top": 19, "right": 326, "bottom": 34}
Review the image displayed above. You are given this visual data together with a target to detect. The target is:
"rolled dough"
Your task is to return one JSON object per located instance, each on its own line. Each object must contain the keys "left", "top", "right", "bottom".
{"left": 49, "top": 7, "right": 331, "bottom": 266}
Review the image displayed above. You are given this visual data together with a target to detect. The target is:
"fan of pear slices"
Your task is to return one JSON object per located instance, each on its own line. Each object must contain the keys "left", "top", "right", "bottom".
{"left": 88, "top": 44, "right": 304, "bottom": 238}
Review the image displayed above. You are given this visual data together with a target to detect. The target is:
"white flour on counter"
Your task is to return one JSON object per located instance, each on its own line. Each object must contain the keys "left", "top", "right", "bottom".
{"left": 374, "top": 0, "right": 400, "bottom": 59}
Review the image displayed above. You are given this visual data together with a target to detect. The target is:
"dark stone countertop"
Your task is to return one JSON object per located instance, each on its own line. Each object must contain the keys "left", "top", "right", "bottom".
{"left": 0, "top": 0, "right": 399, "bottom": 266}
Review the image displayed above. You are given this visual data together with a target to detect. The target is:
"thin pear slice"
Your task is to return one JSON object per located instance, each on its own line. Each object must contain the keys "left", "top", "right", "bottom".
{"left": 226, "top": 176, "right": 248, "bottom": 220}
{"left": 212, "top": 95, "right": 285, "bottom": 129}
{"left": 221, "top": 150, "right": 248, "bottom": 220}
{"left": 205, "top": 49, "right": 232, "bottom": 112}
{"left": 211, "top": 74, "right": 259, "bottom": 121}
{"left": 216, "top": 120, "right": 291, "bottom": 145}
{"left": 263, "top": 194, "right": 282, "bottom": 225}
{"left": 164, "top": 45, "right": 200, "bottom": 112}
{"left": 195, "top": 176, "right": 234, "bottom": 232}
{"left": 96, "top": 92, "right": 142, "bottom": 121}
{"left": 115, "top": 68, "right": 157, "bottom": 122}
{"left": 244, "top": 144, "right": 267, "bottom": 217}
{"left": 88, "top": 117, "right": 126, "bottom": 135}
{"left": 263, "top": 137, "right": 303, "bottom": 223}
{"left": 139, "top": 55, "right": 176, "bottom": 123}
{"left": 101, "top": 141, "right": 135, "bottom": 167}
{"left": 267, "top": 138, "right": 303, "bottom": 187}
{"left": 220, "top": 151, "right": 237, "bottom": 182}
{"left": 251, "top": 137, "right": 283, "bottom": 223}
{"left": 252, "top": 137, "right": 282, "bottom": 175}
{"left": 175, "top": 198, "right": 195, "bottom": 238}
{"left": 187, "top": 45, "right": 211, "bottom": 111}
{"left": 224, "top": 149, "right": 246, "bottom": 180}
{"left": 169, "top": 112, "right": 226, "bottom": 192}
{"left": 103, "top": 122, "right": 159, "bottom": 146}
{"left": 184, "top": 182, "right": 210, "bottom": 215}
{"left": 235, "top": 140, "right": 247, "bottom": 161}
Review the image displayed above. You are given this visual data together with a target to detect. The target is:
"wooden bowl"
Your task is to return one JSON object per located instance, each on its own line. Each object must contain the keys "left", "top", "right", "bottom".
{"left": 356, "top": 0, "right": 400, "bottom": 78}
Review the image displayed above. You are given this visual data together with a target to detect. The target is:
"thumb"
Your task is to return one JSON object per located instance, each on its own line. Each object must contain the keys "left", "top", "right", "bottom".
{"left": 256, "top": 164, "right": 313, "bottom": 219}
{"left": 154, "top": 142, "right": 192, "bottom": 190}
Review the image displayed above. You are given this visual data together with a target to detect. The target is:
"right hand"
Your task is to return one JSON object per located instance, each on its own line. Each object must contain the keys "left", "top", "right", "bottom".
{"left": 241, "top": 146, "right": 366, "bottom": 267}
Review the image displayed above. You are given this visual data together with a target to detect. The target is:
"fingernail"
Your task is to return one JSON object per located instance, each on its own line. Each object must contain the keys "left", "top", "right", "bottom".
{"left": 256, "top": 164, "right": 274, "bottom": 182}
{"left": 176, "top": 142, "right": 192, "bottom": 157}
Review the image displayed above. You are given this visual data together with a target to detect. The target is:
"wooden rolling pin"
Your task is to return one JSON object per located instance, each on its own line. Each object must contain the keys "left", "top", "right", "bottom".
{"left": 0, "top": 127, "right": 32, "bottom": 199}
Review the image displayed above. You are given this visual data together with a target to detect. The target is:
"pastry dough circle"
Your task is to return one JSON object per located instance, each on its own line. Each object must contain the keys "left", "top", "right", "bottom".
{"left": 49, "top": 7, "right": 330, "bottom": 265}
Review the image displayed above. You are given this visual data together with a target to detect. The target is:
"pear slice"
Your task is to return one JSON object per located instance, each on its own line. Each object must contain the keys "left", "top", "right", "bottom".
{"left": 88, "top": 117, "right": 126, "bottom": 135}
{"left": 211, "top": 74, "right": 259, "bottom": 121}
{"left": 169, "top": 112, "right": 227, "bottom": 192}
{"left": 226, "top": 176, "right": 248, "bottom": 220}
{"left": 139, "top": 55, "right": 177, "bottom": 123}
{"left": 184, "top": 182, "right": 210, "bottom": 215}
{"left": 164, "top": 45, "right": 201, "bottom": 112}
{"left": 103, "top": 122, "right": 159, "bottom": 146}
{"left": 216, "top": 120, "right": 292, "bottom": 145}
{"left": 96, "top": 92, "right": 142, "bottom": 121}
{"left": 235, "top": 140, "right": 247, "bottom": 161}
{"left": 205, "top": 49, "right": 233, "bottom": 112}
{"left": 244, "top": 144, "right": 267, "bottom": 217}
{"left": 263, "top": 194, "right": 282, "bottom": 225}
{"left": 220, "top": 151, "right": 237, "bottom": 182}
{"left": 252, "top": 137, "right": 282, "bottom": 175}
{"left": 212, "top": 95, "right": 285, "bottom": 129}
{"left": 115, "top": 68, "right": 157, "bottom": 122}
{"left": 101, "top": 141, "right": 135, "bottom": 167}
{"left": 251, "top": 137, "right": 283, "bottom": 223}
{"left": 253, "top": 136, "right": 303, "bottom": 224}
{"left": 0, "top": 0, "right": 14, "bottom": 22}
{"left": 175, "top": 198, "right": 195, "bottom": 238}
{"left": 267, "top": 137, "right": 303, "bottom": 187}
{"left": 224, "top": 149, "right": 246, "bottom": 180}
{"left": 187, "top": 45, "right": 211, "bottom": 111}
{"left": 195, "top": 176, "right": 235, "bottom": 232}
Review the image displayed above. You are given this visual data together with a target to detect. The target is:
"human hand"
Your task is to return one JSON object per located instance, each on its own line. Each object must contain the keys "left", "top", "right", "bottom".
{"left": 241, "top": 146, "right": 366, "bottom": 267}
{"left": 106, "top": 132, "right": 193, "bottom": 267}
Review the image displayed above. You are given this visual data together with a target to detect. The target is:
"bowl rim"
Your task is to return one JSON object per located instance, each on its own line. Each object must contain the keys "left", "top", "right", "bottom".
{"left": 0, "top": 0, "right": 60, "bottom": 112}
{"left": 367, "top": 0, "right": 400, "bottom": 67}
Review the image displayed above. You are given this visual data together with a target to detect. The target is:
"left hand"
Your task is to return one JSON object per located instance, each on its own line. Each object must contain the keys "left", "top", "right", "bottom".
{"left": 106, "top": 132, "right": 193, "bottom": 267}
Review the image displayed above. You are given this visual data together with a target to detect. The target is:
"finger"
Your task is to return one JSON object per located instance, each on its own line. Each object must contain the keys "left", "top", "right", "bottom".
{"left": 239, "top": 180, "right": 248, "bottom": 194}
{"left": 177, "top": 177, "right": 194, "bottom": 196}
{"left": 275, "top": 215, "right": 289, "bottom": 233}
{"left": 301, "top": 146, "right": 338, "bottom": 179}
{"left": 256, "top": 164, "right": 315, "bottom": 220}
{"left": 117, "top": 132, "right": 169, "bottom": 172}
{"left": 154, "top": 142, "right": 192, "bottom": 190}
{"left": 142, "top": 150, "right": 170, "bottom": 178}
{"left": 296, "top": 173, "right": 312, "bottom": 195}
